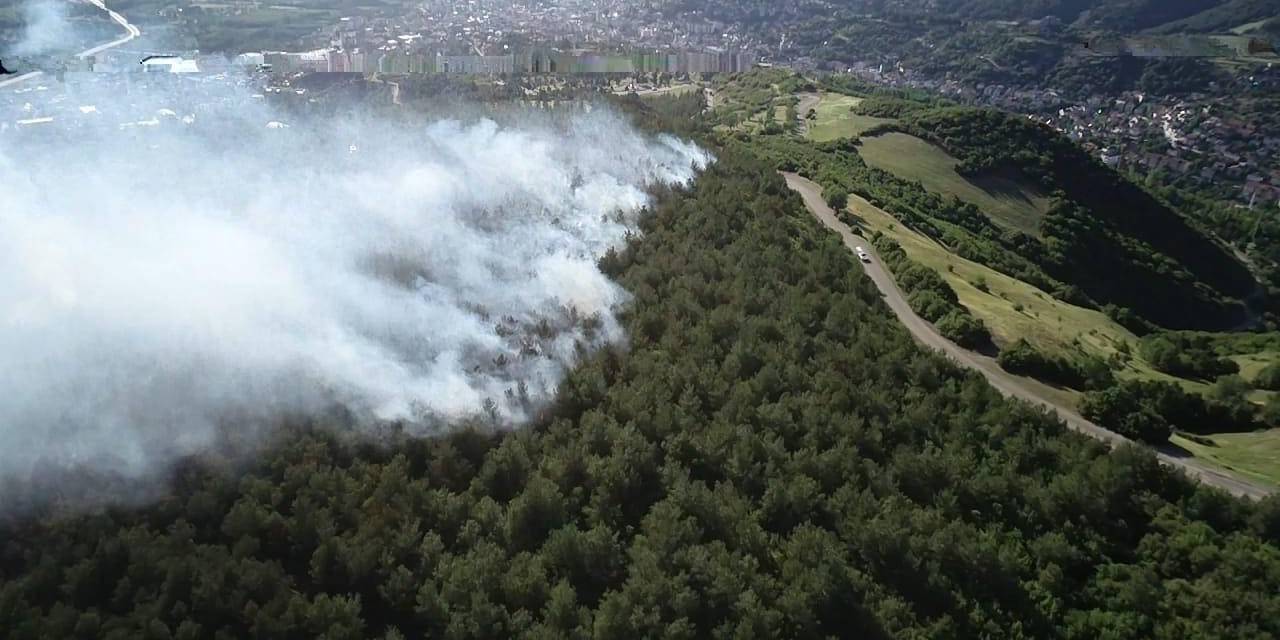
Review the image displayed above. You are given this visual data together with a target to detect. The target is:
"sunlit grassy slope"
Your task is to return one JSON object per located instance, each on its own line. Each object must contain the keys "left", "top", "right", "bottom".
{"left": 857, "top": 132, "right": 1050, "bottom": 238}
{"left": 1172, "top": 430, "right": 1280, "bottom": 489}
{"left": 845, "top": 193, "right": 1132, "bottom": 357}
{"left": 804, "top": 93, "right": 894, "bottom": 142}
{"left": 848, "top": 192, "right": 1280, "bottom": 483}
{"left": 843, "top": 193, "right": 1268, "bottom": 386}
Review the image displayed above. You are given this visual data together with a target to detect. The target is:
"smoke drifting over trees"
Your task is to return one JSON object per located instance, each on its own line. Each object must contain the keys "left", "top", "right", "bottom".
{"left": 0, "top": 82, "right": 710, "bottom": 500}
{"left": 8, "top": 0, "right": 74, "bottom": 56}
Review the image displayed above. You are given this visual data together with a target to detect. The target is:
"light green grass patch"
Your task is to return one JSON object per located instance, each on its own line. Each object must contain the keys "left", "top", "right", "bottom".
{"left": 841, "top": 192, "right": 1224, "bottom": 393}
{"left": 841, "top": 184, "right": 1275, "bottom": 402}
{"left": 1227, "top": 353, "right": 1280, "bottom": 405}
{"left": 1234, "top": 352, "right": 1280, "bottom": 381}
{"left": 804, "top": 93, "right": 893, "bottom": 142}
{"left": 1172, "top": 430, "right": 1280, "bottom": 488}
{"left": 857, "top": 132, "right": 1050, "bottom": 237}
{"left": 1130, "top": 352, "right": 1280, "bottom": 403}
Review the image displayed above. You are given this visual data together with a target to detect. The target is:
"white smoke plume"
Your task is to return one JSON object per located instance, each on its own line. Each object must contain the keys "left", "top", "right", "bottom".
{"left": 0, "top": 78, "right": 710, "bottom": 497}
{"left": 9, "top": 0, "right": 75, "bottom": 56}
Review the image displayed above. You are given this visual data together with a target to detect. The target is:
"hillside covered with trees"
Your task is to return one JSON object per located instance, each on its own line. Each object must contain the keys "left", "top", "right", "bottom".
{"left": 659, "top": 0, "right": 1276, "bottom": 109}
{"left": 870, "top": 106, "right": 1258, "bottom": 330}
{"left": 1, "top": 96, "right": 1278, "bottom": 639}
{"left": 737, "top": 96, "right": 1257, "bottom": 332}
{"left": 708, "top": 66, "right": 1279, "bottom": 480}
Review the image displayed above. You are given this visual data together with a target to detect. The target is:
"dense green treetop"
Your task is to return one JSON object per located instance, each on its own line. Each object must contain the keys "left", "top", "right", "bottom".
{"left": 1, "top": 98, "right": 1278, "bottom": 639}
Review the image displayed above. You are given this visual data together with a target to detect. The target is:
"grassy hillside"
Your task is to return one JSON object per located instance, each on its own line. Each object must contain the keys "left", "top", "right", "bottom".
{"left": 803, "top": 93, "right": 895, "bottom": 142}
{"left": 844, "top": 190, "right": 1131, "bottom": 360}
{"left": 1075, "top": 0, "right": 1228, "bottom": 30}
{"left": 742, "top": 90, "right": 1259, "bottom": 335}
{"left": 1149, "top": 0, "right": 1280, "bottom": 33}
{"left": 1174, "top": 430, "right": 1280, "bottom": 489}
{"left": 835, "top": 110, "right": 1280, "bottom": 486}
{"left": 857, "top": 132, "right": 1050, "bottom": 237}
{"left": 713, "top": 72, "right": 1260, "bottom": 335}
{"left": 868, "top": 106, "right": 1257, "bottom": 331}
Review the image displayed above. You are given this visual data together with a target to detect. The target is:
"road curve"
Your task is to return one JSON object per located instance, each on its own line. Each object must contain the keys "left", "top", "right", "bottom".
{"left": 783, "top": 171, "right": 1274, "bottom": 500}
{"left": 0, "top": 0, "right": 139, "bottom": 90}
{"left": 77, "top": 0, "right": 141, "bottom": 59}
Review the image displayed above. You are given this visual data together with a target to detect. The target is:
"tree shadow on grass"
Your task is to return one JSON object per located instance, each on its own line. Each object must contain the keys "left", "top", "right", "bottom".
{"left": 1157, "top": 440, "right": 1200, "bottom": 460}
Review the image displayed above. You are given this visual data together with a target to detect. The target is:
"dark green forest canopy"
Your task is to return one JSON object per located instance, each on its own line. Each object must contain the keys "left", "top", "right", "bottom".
{"left": 2, "top": 106, "right": 1279, "bottom": 638}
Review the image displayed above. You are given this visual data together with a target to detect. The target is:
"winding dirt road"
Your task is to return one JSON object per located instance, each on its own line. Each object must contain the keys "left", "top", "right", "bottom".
{"left": 783, "top": 171, "right": 1274, "bottom": 499}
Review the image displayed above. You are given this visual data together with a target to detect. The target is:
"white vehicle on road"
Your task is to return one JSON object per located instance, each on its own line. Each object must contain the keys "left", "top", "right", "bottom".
{"left": 854, "top": 246, "right": 872, "bottom": 263}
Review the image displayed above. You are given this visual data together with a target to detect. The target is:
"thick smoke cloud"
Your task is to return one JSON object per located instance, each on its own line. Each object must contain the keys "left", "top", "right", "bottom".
{"left": 0, "top": 80, "right": 710, "bottom": 495}
{"left": 9, "top": 0, "right": 74, "bottom": 56}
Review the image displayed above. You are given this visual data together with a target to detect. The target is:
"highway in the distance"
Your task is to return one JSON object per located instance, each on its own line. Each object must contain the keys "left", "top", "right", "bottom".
{"left": 783, "top": 171, "right": 1274, "bottom": 500}
{"left": 0, "top": 0, "right": 140, "bottom": 89}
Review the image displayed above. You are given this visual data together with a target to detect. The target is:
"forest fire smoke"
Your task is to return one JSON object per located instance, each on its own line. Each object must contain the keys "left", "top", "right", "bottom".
{"left": 0, "top": 83, "right": 709, "bottom": 498}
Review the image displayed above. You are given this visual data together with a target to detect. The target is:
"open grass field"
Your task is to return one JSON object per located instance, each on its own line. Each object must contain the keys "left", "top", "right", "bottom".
{"left": 1235, "top": 352, "right": 1280, "bottom": 379}
{"left": 1172, "top": 430, "right": 1280, "bottom": 489}
{"left": 803, "top": 93, "right": 894, "bottom": 142}
{"left": 857, "top": 132, "right": 1051, "bottom": 237}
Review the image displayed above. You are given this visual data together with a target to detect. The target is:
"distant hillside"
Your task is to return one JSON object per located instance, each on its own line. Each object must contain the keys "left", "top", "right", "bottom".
{"left": 1149, "top": 0, "right": 1280, "bottom": 34}
{"left": 663, "top": 0, "right": 1273, "bottom": 34}
{"left": 848, "top": 104, "right": 1258, "bottom": 330}
{"left": 900, "top": 0, "right": 1261, "bottom": 31}
{"left": 884, "top": 0, "right": 1262, "bottom": 31}
{"left": 1072, "top": 0, "right": 1227, "bottom": 31}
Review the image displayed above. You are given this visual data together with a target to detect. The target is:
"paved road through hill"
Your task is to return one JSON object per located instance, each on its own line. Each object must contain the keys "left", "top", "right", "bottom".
{"left": 78, "top": 0, "right": 141, "bottom": 59}
{"left": 783, "top": 171, "right": 1274, "bottom": 500}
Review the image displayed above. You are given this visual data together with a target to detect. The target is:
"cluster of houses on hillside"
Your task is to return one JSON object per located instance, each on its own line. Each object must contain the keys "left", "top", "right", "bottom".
{"left": 845, "top": 61, "right": 1280, "bottom": 207}
{"left": 1045, "top": 92, "right": 1280, "bottom": 205}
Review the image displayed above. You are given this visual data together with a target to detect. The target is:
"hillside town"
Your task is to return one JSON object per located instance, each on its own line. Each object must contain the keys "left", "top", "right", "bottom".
{"left": 338, "top": 0, "right": 761, "bottom": 56}
{"left": 845, "top": 61, "right": 1280, "bottom": 207}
